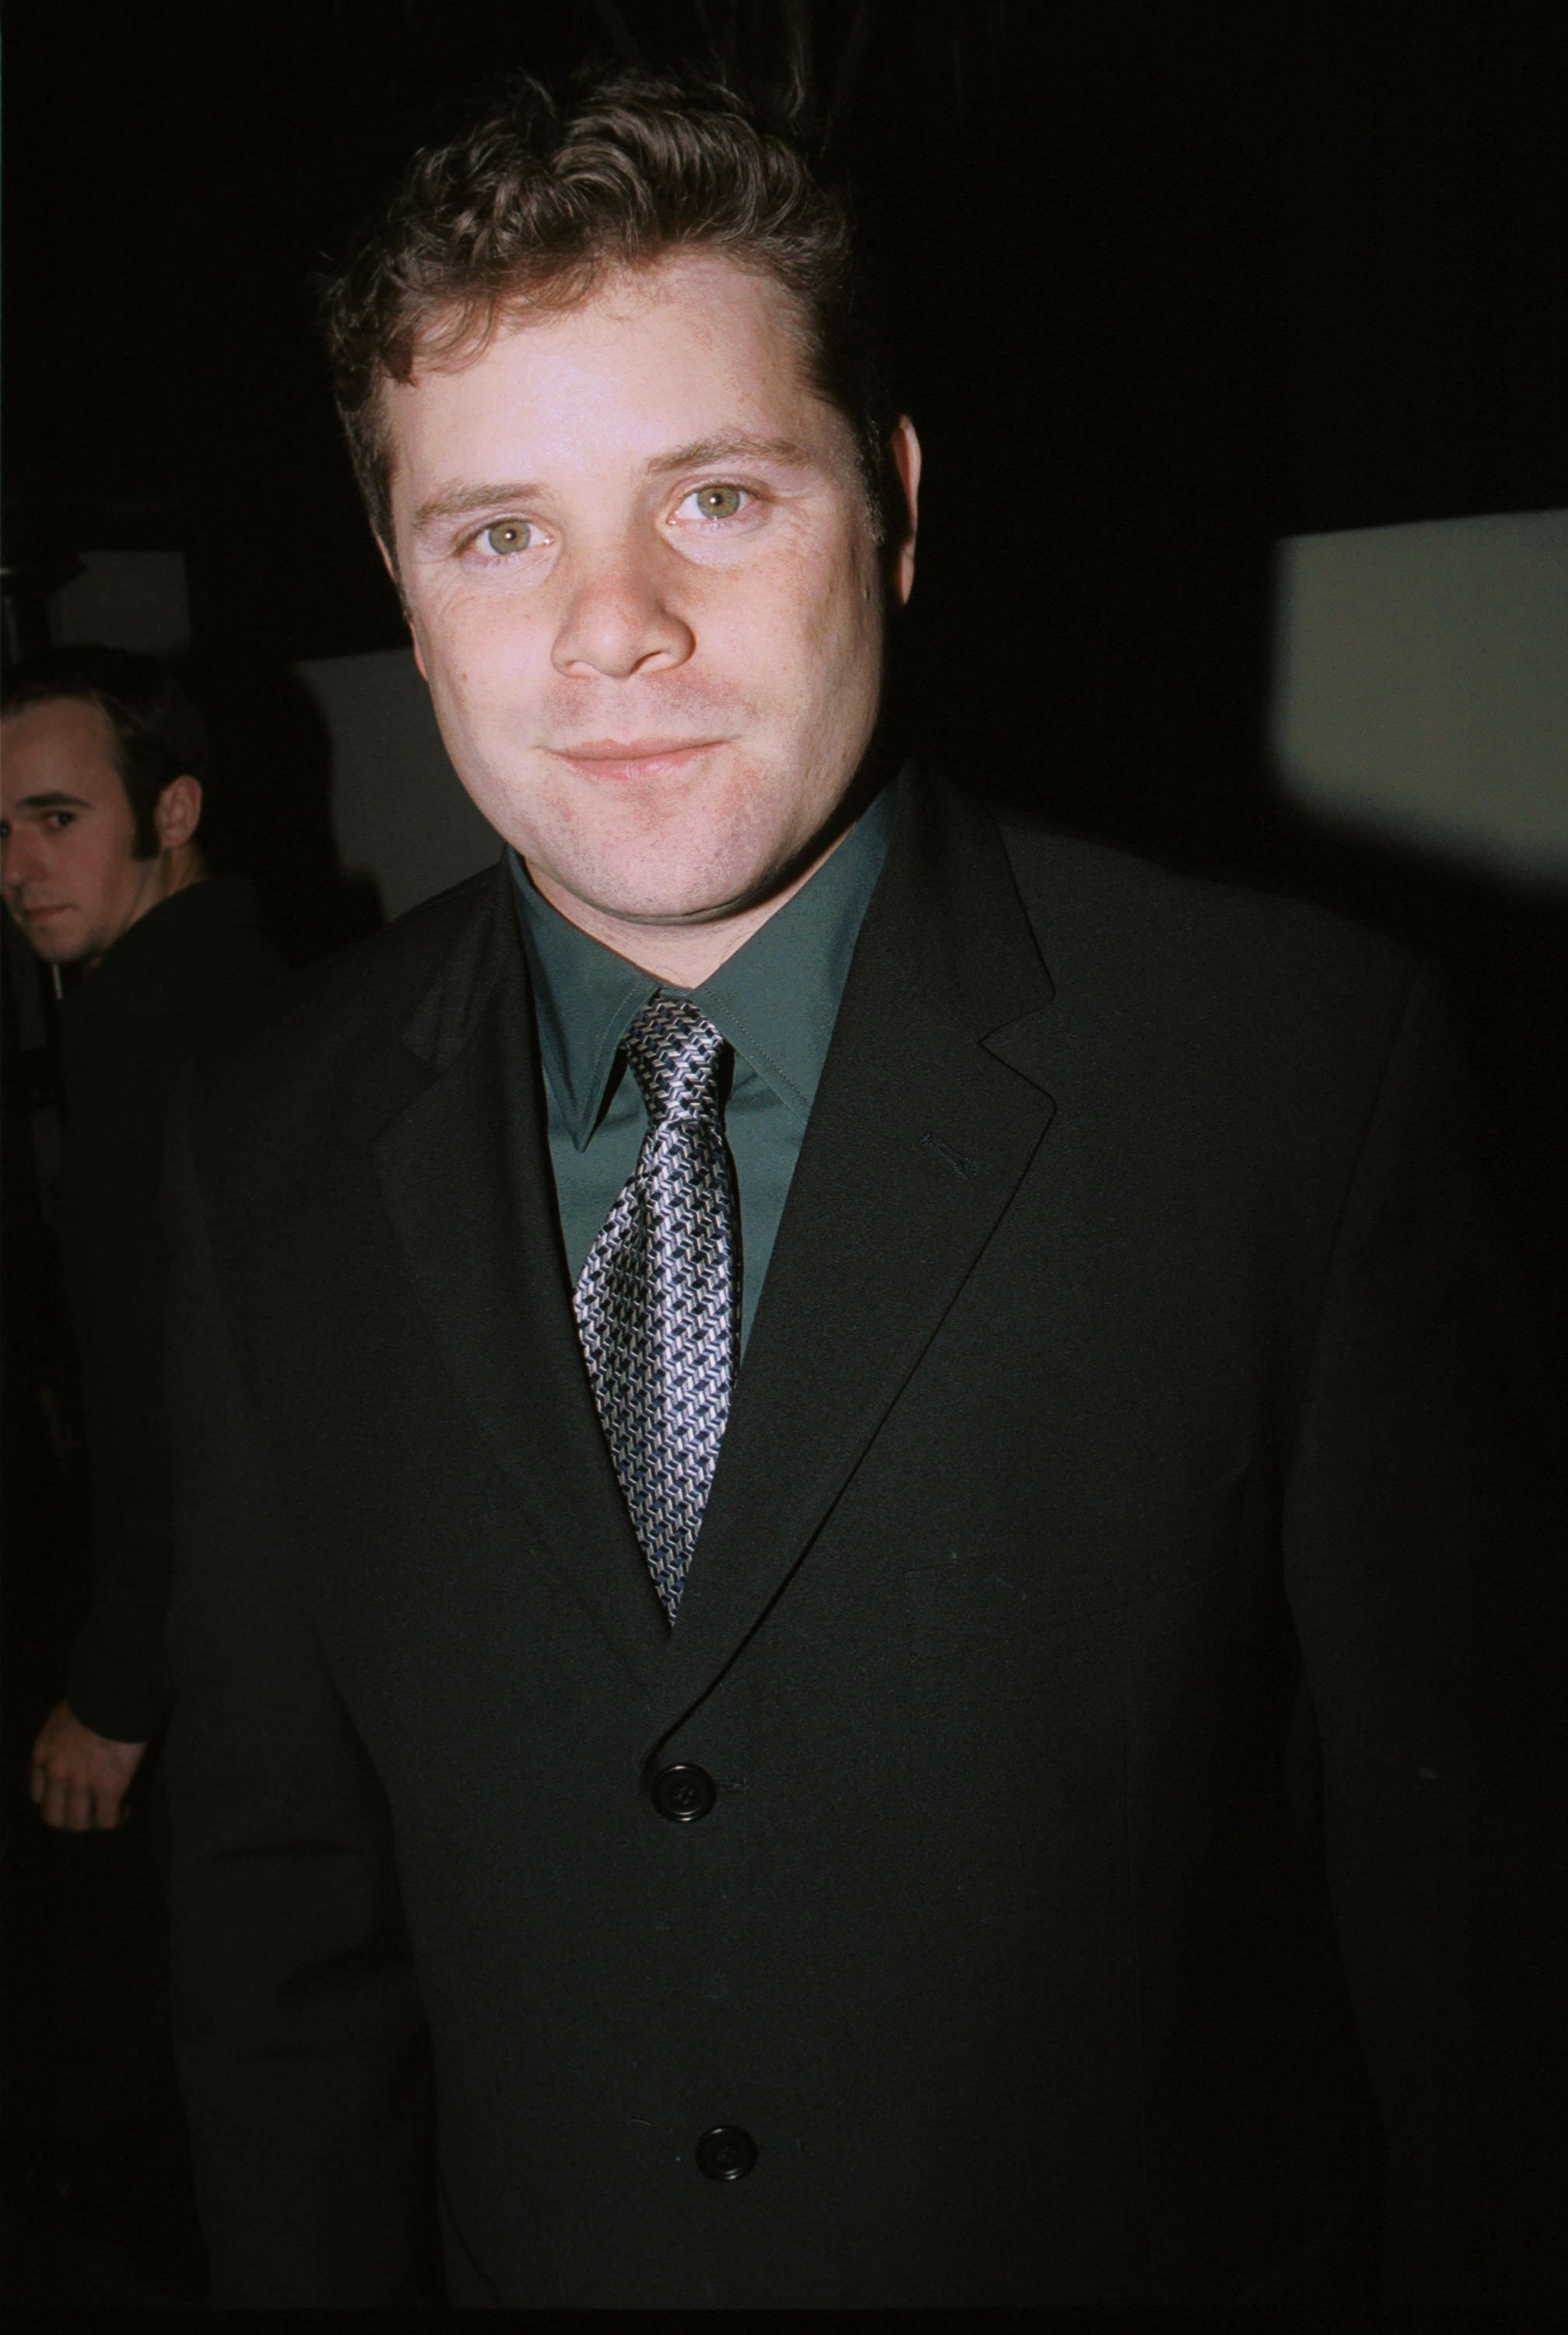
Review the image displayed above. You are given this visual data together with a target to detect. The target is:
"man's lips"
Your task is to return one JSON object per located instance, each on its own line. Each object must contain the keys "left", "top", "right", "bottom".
{"left": 549, "top": 739, "right": 724, "bottom": 780}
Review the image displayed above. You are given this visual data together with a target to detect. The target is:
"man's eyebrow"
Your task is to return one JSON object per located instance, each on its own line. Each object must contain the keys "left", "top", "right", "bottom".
{"left": 411, "top": 483, "right": 545, "bottom": 535}
{"left": 644, "top": 433, "right": 817, "bottom": 476}
{"left": 410, "top": 437, "right": 819, "bottom": 534}
{"left": 13, "top": 791, "right": 92, "bottom": 811}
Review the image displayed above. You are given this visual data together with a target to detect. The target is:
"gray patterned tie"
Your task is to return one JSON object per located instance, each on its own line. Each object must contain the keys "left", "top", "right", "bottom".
{"left": 574, "top": 997, "right": 738, "bottom": 1622}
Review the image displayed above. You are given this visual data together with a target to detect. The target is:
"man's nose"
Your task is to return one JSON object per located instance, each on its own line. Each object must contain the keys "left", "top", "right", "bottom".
{"left": 1, "top": 830, "right": 44, "bottom": 886}
{"left": 551, "top": 543, "right": 694, "bottom": 681}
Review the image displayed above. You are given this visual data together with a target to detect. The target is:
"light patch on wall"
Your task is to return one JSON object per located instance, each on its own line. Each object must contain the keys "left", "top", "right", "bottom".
{"left": 1272, "top": 509, "right": 1568, "bottom": 882}
{"left": 296, "top": 647, "right": 500, "bottom": 921}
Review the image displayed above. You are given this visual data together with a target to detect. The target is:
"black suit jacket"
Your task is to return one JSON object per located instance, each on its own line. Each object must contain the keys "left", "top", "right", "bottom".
{"left": 56, "top": 876, "right": 280, "bottom": 1740}
{"left": 164, "top": 771, "right": 1493, "bottom": 2307}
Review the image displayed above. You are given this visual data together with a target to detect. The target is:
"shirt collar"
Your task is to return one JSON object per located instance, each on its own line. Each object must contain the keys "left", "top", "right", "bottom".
{"left": 509, "top": 785, "right": 893, "bottom": 1151}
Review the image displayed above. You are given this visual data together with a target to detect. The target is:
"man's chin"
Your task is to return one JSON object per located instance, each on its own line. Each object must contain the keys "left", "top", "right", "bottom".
{"left": 12, "top": 920, "right": 81, "bottom": 965}
{"left": 587, "top": 859, "right": 816, "bottom": 932}
{"left": 530, "top": 842, "right": 791, "bottom": 929}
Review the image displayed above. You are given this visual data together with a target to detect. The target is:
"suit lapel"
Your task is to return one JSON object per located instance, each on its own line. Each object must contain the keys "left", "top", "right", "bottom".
{"left": 659, "top": 775, "right": 1058, "bottom": 1727}
{"left": 374, "top": 866, "right": 669, "bottom": 1702}
{"left": 370, "top": 786, "right": 1058, "bottom": 1731}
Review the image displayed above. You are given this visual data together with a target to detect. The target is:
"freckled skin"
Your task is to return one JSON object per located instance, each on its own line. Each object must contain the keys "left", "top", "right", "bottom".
{"left": 383, "top": 252, "right": 919, "bottom": 984}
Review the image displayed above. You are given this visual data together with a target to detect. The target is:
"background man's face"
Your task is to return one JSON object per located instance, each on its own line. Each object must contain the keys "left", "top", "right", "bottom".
{"left": 383, "top": 252, "right": 903, "bottom": 943}
{"left": 0, "top": 697, "right": 163, "bottom": 967}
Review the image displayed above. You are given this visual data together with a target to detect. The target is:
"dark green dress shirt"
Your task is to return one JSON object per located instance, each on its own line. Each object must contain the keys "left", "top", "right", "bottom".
{"left": 509, "top": 788, "right": 893, "bottom": 1355}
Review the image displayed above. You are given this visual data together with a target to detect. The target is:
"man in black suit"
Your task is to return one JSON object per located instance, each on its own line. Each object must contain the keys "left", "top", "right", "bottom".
{"left": 2, "top": 648, "right": 279, "bottom": 1828}
{"left": 164, "top": 70, "right": 1501, "bottom": 2309}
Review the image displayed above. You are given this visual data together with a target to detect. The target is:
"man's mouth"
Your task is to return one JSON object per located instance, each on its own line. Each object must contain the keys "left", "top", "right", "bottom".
{"left": 550, "top": 739, "right": 724, "bottom": 781}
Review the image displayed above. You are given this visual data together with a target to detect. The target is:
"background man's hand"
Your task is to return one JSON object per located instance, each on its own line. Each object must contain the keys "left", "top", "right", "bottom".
{"left": 29, "top": 1699, "right": 147, "bottom": 1831}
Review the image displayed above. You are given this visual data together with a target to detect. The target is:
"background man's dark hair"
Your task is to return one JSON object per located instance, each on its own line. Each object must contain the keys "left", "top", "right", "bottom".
{"left": 320, "top": 65, "right": 900, "bottom": 553}
{"left": 2, "top": 644, "right": 209, "bottom": 860}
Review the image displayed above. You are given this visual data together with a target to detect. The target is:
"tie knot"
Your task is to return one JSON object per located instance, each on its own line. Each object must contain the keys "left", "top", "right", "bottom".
{"left": 622, "top": 996, "right": 728, "bottom": 1130}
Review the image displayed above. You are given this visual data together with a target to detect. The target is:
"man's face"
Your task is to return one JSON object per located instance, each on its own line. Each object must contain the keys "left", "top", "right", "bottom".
{"left": 0, "top": 697, "right": 164, "bottom": 967}
{"left": 383, "top": 252, "right": 915, "bottom": 950}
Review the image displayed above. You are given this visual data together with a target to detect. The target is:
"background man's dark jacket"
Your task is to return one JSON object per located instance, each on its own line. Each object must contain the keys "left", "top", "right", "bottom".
{"left": 164, "top": 774, "right": 1498, "bottom": 2308}
{"left": 58, "top": 876, "right": 279, "bottom": 1740}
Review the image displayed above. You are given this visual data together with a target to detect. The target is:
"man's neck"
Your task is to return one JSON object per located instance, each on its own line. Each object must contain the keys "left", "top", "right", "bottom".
{"left": 84, "top": 849, "right": 208, "bottom": 973}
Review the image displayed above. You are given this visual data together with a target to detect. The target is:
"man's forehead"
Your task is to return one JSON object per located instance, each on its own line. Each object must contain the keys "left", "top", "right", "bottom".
{"left": 384, "top": 252, "right": 840, "bottom": 483}
{"left": 4, "top": 693, "right": 116, "bottom": 750}
{"left": 2, "top": 697, "right": 122, "bottom": 793}
{"left": 409, "top": 249, "right": 806, "bottom": 377}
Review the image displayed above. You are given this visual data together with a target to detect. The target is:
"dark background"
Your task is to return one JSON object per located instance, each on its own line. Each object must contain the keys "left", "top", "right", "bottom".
{"left": 2, "top": 0, "right": 1564, "bottom": 2309}
{"left": 3, "top": 0, "right": 1565, "bottom": 875}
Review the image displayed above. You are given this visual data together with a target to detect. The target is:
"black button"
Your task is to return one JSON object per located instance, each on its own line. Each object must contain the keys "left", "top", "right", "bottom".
{"left": 651, "top": 1763, "right": 716, "bottom": 1822}
{"left": 696, "top": 2125, "right": 757, "bottom": 2180}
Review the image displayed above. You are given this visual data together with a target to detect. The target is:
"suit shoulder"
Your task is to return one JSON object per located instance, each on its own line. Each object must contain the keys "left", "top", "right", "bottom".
{"left": 995, "top": 814, "right": 1419, "bottom": 1002}
{"left": 184, "top": 864, "right": 497, "bottom": 1133}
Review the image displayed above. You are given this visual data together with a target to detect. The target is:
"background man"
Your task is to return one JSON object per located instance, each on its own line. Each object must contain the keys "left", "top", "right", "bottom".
{"left": 2, "top": 647, "right": 279, "bottom": 1827}
{"left": 164, "top": 70, "right": 1509, "bottom": 2309}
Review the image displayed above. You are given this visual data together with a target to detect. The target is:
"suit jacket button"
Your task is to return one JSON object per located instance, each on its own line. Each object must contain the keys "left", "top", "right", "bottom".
{"left": 651, "top": 1762, "right": 716, "bottom": 1822}
{"left": 696, "top": 2125, "right": 757, "bottom": 2180}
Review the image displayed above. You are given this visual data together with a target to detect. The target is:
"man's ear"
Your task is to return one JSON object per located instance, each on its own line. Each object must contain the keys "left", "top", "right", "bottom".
{"left": 153, "top": 775, "right": 202, "bottom": 852}
{"left": 887, "top": 416, "right": 921, "bottom": 606}
{"left": 376, "top": 532, "right": 426, "bottom": 680}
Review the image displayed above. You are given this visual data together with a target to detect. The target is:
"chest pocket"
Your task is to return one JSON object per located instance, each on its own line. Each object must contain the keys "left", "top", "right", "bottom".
{"left": 904, "top": 1461, "right": 1251, "bottom": 1656}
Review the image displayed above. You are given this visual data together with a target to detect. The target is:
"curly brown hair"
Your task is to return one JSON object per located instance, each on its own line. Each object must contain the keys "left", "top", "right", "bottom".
{"left": 319, "top": 67, "right": 899, "bottom": 557}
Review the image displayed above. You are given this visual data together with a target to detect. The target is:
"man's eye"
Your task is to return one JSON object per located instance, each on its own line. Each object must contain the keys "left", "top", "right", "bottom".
{"left": 482, "top": 519, "right": 532, "bottom": 556}
{"left": 45, "top": 812, "right": 75, "bottom": 830}
{"left": 686, "top": 484, "right": 747, "bottom": 521}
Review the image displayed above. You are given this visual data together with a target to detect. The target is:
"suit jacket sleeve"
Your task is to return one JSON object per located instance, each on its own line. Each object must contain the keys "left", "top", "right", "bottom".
{"left": 64, "top": 921, "right": 283, "bottom": 1741}
{"left": 1282, "top": 959, "right": 1519, "bottom": 2305}
{"left": 162, "top": 1092, "right": 439, "bottom": 2305}
{"left": 60, "top": 1055, "right": 180, "bottom": 1741}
